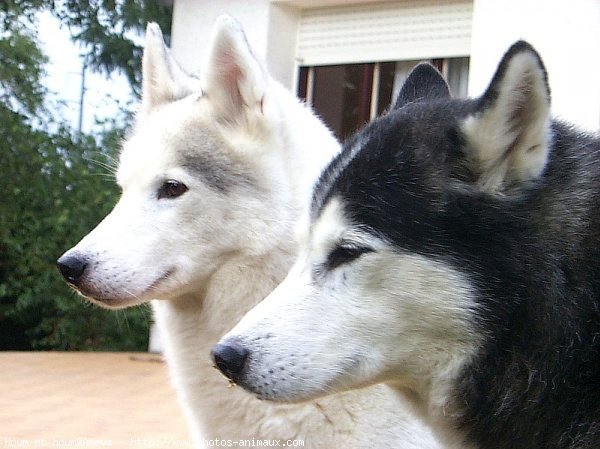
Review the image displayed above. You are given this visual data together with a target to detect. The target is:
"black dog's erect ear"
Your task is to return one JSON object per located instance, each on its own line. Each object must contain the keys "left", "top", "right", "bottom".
{"left": 461, "top": 40, "right": 552, "bottom": 193}
{"left": 393, "top": 63, "right": 451, "bottom": 110}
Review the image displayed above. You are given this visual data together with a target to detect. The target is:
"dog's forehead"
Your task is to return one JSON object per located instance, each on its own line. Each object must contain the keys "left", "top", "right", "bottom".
{"left": 173, "top": 127, "right": 254, "bottom": 193}
{"left": 309, "top": 197, "right": 350, "bottom": 249}
{"left": 117, "top": 102, "right": 252, "bottom": 192}
{"left": 117, "top": 115, "right": 173, "bottom": 186}
{"left": 307, "top": 197, "right": 383, "bottom": 259}
{"left": 311, "top": 134, "right": 367, "bottom": 220}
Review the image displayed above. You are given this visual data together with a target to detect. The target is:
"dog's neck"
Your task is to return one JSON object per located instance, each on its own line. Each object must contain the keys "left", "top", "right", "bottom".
{"left": 152, "top": 245, "right": 298, "bottom": 441}
{"left": 385, "top": 355, "right": 478, "bottom": 449}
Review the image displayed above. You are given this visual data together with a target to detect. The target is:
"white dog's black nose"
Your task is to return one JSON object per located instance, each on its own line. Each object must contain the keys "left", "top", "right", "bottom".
{"left": 211, "top": 340, "right": 249, "bottom": 382}
{"left": 56, "top": 254, "right": 88, "bottom": 285}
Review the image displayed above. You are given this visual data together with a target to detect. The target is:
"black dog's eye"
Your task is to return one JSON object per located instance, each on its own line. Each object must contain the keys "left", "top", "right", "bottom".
{"left": 157, "top": 180, "right": 188, "bottom": 199}
{"left": 327, "top": 245, "right": 373, "bottom": 271}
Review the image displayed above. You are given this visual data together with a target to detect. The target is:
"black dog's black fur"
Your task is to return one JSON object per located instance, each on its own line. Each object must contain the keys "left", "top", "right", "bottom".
{"left": 313, "top": 42, "right": 600, "bottom": 449}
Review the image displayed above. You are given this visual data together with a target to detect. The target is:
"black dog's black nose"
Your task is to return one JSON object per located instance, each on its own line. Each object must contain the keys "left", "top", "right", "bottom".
{"left": 211, "top": 340, "right": 250, "bottom": 382}
{"left": 56, "top": 254, "right": 88, "bottom": 285}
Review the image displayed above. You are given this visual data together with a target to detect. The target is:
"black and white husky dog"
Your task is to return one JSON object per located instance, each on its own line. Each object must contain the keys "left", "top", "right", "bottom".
{"left": 213, "top": 41, "right": 600, "bottom": 449}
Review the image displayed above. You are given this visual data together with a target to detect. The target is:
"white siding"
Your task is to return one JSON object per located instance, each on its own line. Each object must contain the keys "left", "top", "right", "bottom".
{"left": 296, "top": 0, "right": 473, "bottom": 66}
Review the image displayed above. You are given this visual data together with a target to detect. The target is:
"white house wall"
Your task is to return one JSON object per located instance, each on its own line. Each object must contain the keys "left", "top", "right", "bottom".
{"left": 171, "top": 0, "right": 299, "bottom": 89}
{"left": 469, "top": 0, "right": 600, "bottom": 131}
{"left": 170, "top": 0, "right": 600, "bottom": 130}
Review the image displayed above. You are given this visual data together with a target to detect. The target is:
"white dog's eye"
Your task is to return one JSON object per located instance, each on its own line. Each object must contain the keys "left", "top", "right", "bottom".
{"left": 327, "top": 245, "right": 373, "bottom": 271}
{"left": 158, "top": 180, "right": 188, "bottom": 199}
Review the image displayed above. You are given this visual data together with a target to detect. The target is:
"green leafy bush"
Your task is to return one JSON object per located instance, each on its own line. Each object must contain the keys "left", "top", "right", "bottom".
{"left": 0, "top": 1, "right": 172, "bottom": 350}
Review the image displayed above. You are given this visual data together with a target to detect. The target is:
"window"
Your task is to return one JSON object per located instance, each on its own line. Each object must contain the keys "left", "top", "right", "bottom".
{"left": 298, "top": 57, "right": 469, "bottom": 141}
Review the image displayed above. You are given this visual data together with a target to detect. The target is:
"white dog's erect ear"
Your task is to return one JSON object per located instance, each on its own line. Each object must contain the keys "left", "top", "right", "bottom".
{"left": 462, "top": 41, "right": 552, "bottom": 192}
{"left": 202, "top": 15, "right": 267, "bottom": 119}
{"left": 142, "top": 23, "right": 198, "bottom": 112}
{"left": 393, "top": 63, "right": 451, "bottom": 110}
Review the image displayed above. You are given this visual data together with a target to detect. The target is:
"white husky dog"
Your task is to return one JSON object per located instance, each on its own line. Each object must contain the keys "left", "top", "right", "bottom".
{"left": 57, "top": 16, "right": 439, "bottom": 449}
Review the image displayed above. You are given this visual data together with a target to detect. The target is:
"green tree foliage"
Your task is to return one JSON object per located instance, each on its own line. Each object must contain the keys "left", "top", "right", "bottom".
{"left": 0, "top": 1, "right": 172, "bottom": 350}
{"left": 52, "top": 0, "right": 173, "bottom": 95}
{"left": 0, "top": 24, "right": 46, "bottom": 115}
{"left": 5, "top": 0, "right": 172, "bottom": 95}
{"left": 0, "top": 112, "right": 152, "bottom": 350}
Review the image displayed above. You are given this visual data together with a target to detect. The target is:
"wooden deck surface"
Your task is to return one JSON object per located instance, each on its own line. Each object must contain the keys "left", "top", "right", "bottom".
{"left": 0, "top": 352, "right": 190, "bottom": 448}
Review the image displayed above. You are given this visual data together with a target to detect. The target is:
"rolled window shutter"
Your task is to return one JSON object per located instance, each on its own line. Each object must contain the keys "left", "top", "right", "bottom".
{"left": 297, "top": 0, "right": 473, "bottom": 66}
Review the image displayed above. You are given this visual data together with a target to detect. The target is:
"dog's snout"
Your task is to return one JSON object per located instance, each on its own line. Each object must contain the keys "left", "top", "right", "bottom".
{"left": 56, "top": 253, "right": 88, "bottom": 285}
{"left": 211, "top": 340, "right": 250, "bottom": 382}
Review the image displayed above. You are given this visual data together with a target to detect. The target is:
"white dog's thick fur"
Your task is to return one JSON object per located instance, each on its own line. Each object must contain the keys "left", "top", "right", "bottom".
{"left": 57, "top": 16, "right": 440, "bottom": 449}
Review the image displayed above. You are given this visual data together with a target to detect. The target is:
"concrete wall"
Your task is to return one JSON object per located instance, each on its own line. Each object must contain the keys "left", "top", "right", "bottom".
{"left": 171, "top": 0, "right": 300, "bottom": 89}
{"left": 469, "top": 0, "right": 600, "bottom": 131}
{"left": 170, "top": 0, "right": 600, "bottom": 131}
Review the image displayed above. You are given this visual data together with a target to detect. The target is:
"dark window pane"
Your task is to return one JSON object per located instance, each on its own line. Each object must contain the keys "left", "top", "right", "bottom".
{"left": 297, "top": 58, "right": 470, "bottom": 140}
{"left": 446, "top": 57, "right": 470, "bottom": 98}
{"left": 310, "top": 63, "right": 373, "bottom": 141}
{"left": 297, "top": 66, "right": 309, "bottom": 102}
{"left": 377, "top": 62, "right": 396, "bottom": 115}
{"left": 431, "top": 58, "right": 444, "bottom": 72}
